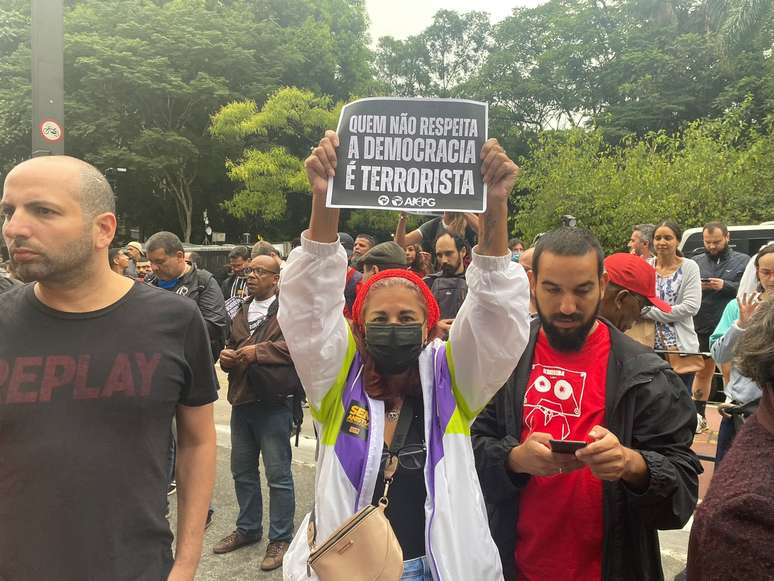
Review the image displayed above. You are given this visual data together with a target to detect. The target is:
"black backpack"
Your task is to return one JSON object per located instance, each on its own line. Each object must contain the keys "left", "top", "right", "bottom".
{"left": 427, "top": 274, "right": 468, "bottom": 320}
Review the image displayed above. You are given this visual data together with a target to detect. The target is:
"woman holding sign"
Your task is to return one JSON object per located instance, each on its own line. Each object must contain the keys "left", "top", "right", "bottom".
{"left": 278, "top": 129, "right": 530, "bottom": 581}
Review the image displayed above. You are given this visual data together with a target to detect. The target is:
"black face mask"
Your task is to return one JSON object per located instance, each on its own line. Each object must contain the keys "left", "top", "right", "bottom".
{"left": 364, "top": 323, "right": 424, "bottom": 375}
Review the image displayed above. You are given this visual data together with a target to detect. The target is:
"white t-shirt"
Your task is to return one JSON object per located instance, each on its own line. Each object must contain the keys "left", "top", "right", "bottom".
{"left": 247, "top": 296, "right": 275, "bottom": 333}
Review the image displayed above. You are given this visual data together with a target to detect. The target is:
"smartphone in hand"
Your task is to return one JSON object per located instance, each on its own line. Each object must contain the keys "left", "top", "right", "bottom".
{"left": 549, "top": 439, "right": 587, "bottom": 454}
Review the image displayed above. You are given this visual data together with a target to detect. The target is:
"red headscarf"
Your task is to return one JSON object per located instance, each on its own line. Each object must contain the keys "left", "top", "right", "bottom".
{"left": 351, "top": 269, "right": 440, "bottom": 332}
{"left": 350, "top": 269, "right": 441, "bottom": 401}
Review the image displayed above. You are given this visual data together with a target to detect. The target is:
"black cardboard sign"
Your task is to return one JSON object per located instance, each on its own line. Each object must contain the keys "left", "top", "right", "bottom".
{"left": 326, "top": 97, "right": 488, "bottom": 213}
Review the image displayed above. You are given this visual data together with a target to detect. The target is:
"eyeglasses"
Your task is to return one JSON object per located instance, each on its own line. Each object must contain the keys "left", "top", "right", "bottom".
{"left": 380, "top": 444, "right": 426, "bottom": 472}
{"left": 243, "top": 267, "right": 279, "bottom": 277}
{"left": 759, "top": 269, "right": 774, "bottom": 279}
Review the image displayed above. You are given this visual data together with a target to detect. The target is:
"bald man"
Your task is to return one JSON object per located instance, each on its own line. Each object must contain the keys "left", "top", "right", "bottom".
{"left": 0, "top": 156, "right": 217, "bottom": 581}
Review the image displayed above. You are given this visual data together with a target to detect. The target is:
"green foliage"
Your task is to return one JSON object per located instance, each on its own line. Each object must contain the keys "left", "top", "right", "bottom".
{"left": 513, "top": 104, "right": 774, "bottom": 252}
{"left": 375, "top": 9, "right": 491, "bottom": 98}
{"left": 3, "top": 0, "right": 773, "bottom": 245}
{"left": 211, "top": 87, "right": 342, "bottom": 228}
{"left": 0, "top": 1, "right": 31, "bottom": 172}
{"left": 344, "top": 210, "right": 422, "bottom": 240}
{"left": 0, "top": 0, "right": 371, "bottom": 242}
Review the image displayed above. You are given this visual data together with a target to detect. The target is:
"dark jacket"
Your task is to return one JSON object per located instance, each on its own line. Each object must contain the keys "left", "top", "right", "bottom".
{"left": 472, "top": 319, "right": 702, "bottom": 581}
{"left": 220, "top": 273, "right": 249, "bottom": 301}
{"left": 693, "top": 247, "right": 749, "bottom": 334}
{"left": 224, "top": 295, "right": 300, "bottom": 406}
{"left": 146, "top": 265, "right": 228, "bottom": 360}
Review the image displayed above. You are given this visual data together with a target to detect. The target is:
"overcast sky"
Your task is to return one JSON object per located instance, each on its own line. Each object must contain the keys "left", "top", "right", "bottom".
{"left": 365, "top": 0, "right": 548, "bottom": 43}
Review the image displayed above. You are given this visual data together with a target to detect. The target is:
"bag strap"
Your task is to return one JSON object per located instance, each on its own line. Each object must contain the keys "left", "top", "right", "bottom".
{"left": 307, "top": 396, "right": 416, "bottom": 555}
{"left": 380, "top": 396, "right": 415, "bottom": 503}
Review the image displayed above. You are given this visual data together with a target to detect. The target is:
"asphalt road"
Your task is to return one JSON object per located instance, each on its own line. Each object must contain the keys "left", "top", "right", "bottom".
{"left": 169, "top": 367, "right": 693, "bottom": 580}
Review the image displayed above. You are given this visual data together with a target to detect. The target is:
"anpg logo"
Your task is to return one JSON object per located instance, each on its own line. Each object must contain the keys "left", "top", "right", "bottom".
{"left": 377, "top": 195, "right": 390, "bottom": 206}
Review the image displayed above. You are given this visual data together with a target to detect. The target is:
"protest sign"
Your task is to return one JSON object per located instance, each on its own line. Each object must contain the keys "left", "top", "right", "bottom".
{"left": 326, "top": 97, "right": 488, "bottom": 213}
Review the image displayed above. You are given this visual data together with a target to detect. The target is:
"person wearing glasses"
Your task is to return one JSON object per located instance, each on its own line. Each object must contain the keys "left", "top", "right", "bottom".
{"left": 214, "top": 255, "right": 302, "bottom": 572}
{"left": 278, "top": 130, "right": 530, "bottom": 581}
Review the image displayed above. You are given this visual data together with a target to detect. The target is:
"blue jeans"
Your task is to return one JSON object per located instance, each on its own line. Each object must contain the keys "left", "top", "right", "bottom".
{"left": 401, "top": 556, "right": 432, "bottom": 580}
{"left": 231, "top": 401, "right": 295, "bottom": 542}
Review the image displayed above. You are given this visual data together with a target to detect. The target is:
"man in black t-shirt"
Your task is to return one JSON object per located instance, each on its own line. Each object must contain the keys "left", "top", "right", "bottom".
{"left": 0, "top": 156, "right": 218, "bottom": 581}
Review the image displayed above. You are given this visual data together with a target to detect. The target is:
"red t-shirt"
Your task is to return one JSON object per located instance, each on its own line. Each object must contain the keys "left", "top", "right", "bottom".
{"left": 515, "top": 323, "right": 611, "bottom": 581}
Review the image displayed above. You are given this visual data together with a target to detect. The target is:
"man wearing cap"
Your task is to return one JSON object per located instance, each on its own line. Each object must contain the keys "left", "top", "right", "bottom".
{"left": 353, "top": 241, "right": 408, "bottom": 282}
{"left": 473, "top": 228, "right": 701, "bottom": 581}
{"left": 601, "top": 252, "right": 672, "bottom": 333}
{"left": 125, "top": 240, "right": 144, "bottom": 278}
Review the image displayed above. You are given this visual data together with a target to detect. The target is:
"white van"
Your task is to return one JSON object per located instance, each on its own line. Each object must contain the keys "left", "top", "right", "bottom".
{"left": 680, "top": 222, "right": 774, "bottom": 257}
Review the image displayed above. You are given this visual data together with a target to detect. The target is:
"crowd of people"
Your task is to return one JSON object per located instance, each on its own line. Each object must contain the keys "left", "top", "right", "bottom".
{"left": 0, "top": 138, "right": 772, "bottom": 581}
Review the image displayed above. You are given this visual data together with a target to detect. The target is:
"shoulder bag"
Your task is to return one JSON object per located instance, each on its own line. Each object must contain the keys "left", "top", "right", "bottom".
{"left": 305, "top": 399, "right": 417, "bottom": 580}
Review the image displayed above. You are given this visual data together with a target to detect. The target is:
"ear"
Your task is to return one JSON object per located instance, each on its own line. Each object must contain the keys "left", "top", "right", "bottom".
{"left": 527, "top": 268, "right": 536, "bottom": 293}
{"left": 599, "top": 271, "right": 609, "bottom": 298}
{"left": 614, "top": 289, "right": 630, "bottom": 309}
{"left": 93, "top": 212, "right": 117, "bottom": 250}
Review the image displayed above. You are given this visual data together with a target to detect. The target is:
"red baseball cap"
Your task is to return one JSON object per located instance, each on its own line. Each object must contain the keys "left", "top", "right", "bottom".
{"left": 604, "top": 253, "right": 672, "bottom": 313}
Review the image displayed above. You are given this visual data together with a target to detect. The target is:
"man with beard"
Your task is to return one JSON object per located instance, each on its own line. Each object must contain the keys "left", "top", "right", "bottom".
{"left": 425, "top": 232, "right": 469, "bottom": 338}
{"left": 213, "top": 255, "right": 300, "bottom": 571}
{"left": 0, "top": 156, "right": 217, "bottom": 581}
{"left": 472, "top": 227, "right": 701, "bottom": 581}
{"left": 691, "top": 222, "right": 750, "bottom": 432}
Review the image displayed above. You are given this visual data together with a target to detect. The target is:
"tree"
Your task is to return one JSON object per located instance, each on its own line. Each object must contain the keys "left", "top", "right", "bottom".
{"left": 0, "top": 1, "right": 31, "bottom": 174}
{"left": 0, "top": 0, "right": 374, "bottom": 242}
{"left": 512, "top": 104, "right": 774, "bottom": 252}
{"left": 471, "top": 1, "right": 615, "bottom": 132}
{"left": 375, "top": 9, "right": 491, "bottom": 98}
{"left": 211, "top": 87, "right": 342, "bottom": 239}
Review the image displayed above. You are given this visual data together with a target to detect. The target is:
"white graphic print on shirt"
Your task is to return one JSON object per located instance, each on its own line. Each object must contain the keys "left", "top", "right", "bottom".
{"left": 523, "top": 364, "right": 588, "bottom": 440}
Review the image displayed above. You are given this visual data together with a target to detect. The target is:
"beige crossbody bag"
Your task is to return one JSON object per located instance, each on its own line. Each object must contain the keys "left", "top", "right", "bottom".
{"left": 306, "top": 398, "right": 419, "bottom": 580}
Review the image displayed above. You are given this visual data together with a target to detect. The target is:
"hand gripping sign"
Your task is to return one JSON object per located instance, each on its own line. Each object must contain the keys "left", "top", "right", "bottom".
{"left": 326, "top": 97, "right": 489, "bottom": 213}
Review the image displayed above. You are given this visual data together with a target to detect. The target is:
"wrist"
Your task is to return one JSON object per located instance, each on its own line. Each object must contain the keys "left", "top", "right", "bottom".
{"left": 507, "top": 445, "right": 524, "bottom": 474}
{"left": 621, "top": 447, "right": 649, "bottom": 490}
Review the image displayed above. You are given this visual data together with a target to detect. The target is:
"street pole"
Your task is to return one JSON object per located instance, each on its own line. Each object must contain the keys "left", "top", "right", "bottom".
{"left": 31, "top": 0, "right": 65, "bottom": 157}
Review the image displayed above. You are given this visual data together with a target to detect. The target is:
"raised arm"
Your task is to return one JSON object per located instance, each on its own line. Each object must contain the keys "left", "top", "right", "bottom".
{"left": 277, "top": 131, "right": 355, "bottom": 419}
{"left": 448, "top": 139, "right": 530, "bottom": 420}
{"left": 395, "top": 212, "right": 423, "bottom": 248}
{"left": 463, "top": 212, "right": 481, "bottom": 234}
